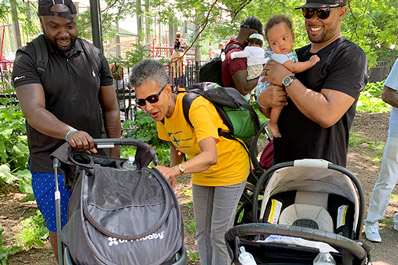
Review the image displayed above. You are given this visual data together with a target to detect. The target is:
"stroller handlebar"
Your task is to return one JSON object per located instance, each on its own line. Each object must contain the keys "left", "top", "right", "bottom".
{"left": 94, "top": 138, "right": 146, "bottom": 148}
{"left": 93, "top": 138, "right": 159, "bottom": 166}
{"left": 225, "top": 223, "right": 367, "bottom": 261}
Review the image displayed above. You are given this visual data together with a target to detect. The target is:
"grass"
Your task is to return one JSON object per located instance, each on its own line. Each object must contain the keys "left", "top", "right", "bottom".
{"left": 184, "top": 219, "right": 196, "bottom": 234}
{"left": 187, "top": 250, "right": 200, "bottom": 262}
{"left": 15, "top": 210, "right": 48, "bottom": 249}
{"left": 349, "top": 132, "right": 385, "bottom": 162}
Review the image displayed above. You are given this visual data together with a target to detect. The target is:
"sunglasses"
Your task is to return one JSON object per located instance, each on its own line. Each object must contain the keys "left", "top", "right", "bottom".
{"left": 302, "top": 7, "right": 335, "bottom": 20}
{"left": 136, "top": 84, "right": 167, "bottom": 106}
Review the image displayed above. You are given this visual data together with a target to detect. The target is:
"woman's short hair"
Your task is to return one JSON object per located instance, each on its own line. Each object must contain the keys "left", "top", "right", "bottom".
{"left": 129, "top": 59, "right": 170, "bottom": 89}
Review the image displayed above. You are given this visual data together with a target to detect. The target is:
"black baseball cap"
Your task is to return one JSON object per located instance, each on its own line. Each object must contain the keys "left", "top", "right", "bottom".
{"left": 38, "top": 0, "right": 77, "bottom": 21}
{"left": 240, "top": 16, "right": 263, "bottom": 35}
{"left": 296, "top": 0, "right": 347, "bottom": 9}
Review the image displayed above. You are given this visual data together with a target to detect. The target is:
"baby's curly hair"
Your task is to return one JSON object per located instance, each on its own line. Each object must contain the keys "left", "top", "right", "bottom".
{"left": 264, "top": 15, "right": 293, "bottom": 43}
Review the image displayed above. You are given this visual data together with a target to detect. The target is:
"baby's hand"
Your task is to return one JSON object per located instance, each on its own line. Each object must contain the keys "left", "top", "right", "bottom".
{"left": 310, "top": 55, "right": 320, "bottom": 65}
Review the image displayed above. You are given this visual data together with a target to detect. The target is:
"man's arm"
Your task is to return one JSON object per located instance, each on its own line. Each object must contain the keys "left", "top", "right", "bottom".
{"left": 381, "top": 86, "right": 398, "bottom": 108}
{"left": 99, "top": 84, "right": 121, "bottom": 157}
{"left": 257, "top": 84, "right": 287, "bottom": 118}
{"left": 263, "top": 61, "right": 355, "bottom": 128}
{"left": 16, "top": 83, "right": 97, "bottom": 152}
{"left": 282, "top": 55, "right": 320, "bottom": 73}
{"left": 232, "top": 70, "right": 259, "bottom": 96}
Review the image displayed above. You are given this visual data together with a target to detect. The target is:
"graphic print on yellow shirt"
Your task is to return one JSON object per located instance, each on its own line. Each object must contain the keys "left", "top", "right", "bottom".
{"left": 157, "top": 92, "right": 250, "bottom": 186}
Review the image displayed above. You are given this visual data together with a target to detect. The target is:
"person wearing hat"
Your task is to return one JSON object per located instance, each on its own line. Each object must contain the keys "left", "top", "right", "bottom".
{"left": 260, "top": 0, "right": 367, "bottom": 165}
{"left": 258, "top": 15, "right": 320, "bottom": 138}
{"left": 11, "top": 0, "right": 121, "bottom": 260}
{"left": 221, "top": 16, "right": 264, "bottom": 96}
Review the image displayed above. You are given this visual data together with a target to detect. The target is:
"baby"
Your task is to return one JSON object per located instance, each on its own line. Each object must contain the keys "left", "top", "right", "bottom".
{"left": 257, "top": 15, "right": 320, "bottom": 138}
{"left": 230, "top": 33, "right": 266, "bottom": 81}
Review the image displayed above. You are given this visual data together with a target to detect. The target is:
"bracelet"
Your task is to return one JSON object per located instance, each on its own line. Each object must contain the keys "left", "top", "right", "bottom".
{"left": 65, "top": 128, "right": 77, "bottom": 141}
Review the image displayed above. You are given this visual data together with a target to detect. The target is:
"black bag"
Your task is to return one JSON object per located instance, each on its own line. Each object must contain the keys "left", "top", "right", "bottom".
{"left": 198, "top": 45, "right": 240, "bottom": 86}
{"left": 181, "top": 82, "right": 261, "bottom": 142}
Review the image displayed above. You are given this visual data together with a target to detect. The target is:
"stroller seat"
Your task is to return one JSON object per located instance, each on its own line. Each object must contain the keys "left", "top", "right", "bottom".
{"left": 280, "top": 204, "right": 334, "bottom": 232}
{"left": 277, "top": 191, "right": 334, "bottom": 233}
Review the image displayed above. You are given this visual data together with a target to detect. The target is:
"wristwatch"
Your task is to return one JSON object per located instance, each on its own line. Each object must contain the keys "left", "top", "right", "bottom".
{"left": 177, "top": 164, "right": 185, "bottom": 174}
{"left": 282, "top": 75, "right": 296, "bottom": 88}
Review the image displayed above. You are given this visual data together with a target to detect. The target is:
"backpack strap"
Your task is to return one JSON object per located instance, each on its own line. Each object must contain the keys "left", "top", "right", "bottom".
{"left": 31, "top": 34, "right": 48, "bottom": 76}
{"left": 78, "top": 38, "right": 100, "bottom": 70}
{"left": 181, "top": 92, "right": 200, "bottom": 127}
{"left": 223, "top": 44, "right": 241, "bottom": 56}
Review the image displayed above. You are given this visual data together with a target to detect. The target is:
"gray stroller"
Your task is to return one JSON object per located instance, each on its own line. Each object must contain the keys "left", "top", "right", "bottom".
{"left": 51, "top": 138, "right": 187, "bottom": 265}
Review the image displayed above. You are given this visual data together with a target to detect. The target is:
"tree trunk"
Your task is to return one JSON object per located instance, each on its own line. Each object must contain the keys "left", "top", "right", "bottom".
{"left": 116, "top": 21, "right": 121, "bottom": 56}
{"left": 10, "top": 0, "right": 22, "bottom": 49}
{"left": 194, "top": 10, "right": 200, "bottom": 63}
{"left": 137, "top": 0, "right": 142, "bottom": 46}
{"left": 145, "top": 0, "right": 150, "bottom": 44}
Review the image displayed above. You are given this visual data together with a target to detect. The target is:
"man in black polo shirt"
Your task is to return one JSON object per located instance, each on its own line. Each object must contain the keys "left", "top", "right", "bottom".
{"left": 11, "top": 0, "right": 121, "bottom": 260}
{"left": 258, "top": 0, "right": 368, "bottom": 167}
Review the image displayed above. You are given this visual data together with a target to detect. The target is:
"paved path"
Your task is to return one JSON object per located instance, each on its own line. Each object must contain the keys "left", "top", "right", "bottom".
{"left": 363, "top": 224, "right": 398, "bottom": 264}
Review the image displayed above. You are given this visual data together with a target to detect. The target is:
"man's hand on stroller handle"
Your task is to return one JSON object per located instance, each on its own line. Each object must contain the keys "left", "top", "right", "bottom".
{"left": 66, "top": 129, "right": 97, "bottom": 153}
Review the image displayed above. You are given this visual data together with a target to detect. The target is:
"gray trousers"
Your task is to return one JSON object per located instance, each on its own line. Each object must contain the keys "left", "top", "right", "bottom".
{"left": 192, "top": 180, "right": 246, "bottom": 265}
{"left": 365, "top": 136, "right": 398, "bottom": 226}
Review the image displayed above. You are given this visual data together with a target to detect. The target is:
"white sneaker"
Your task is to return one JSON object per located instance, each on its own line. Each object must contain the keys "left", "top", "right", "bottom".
{"left": 394, "top": 213, "right": 398, "bottom": 231}
{"left": 364, "top": 223, "right": 381, "bottom": 242}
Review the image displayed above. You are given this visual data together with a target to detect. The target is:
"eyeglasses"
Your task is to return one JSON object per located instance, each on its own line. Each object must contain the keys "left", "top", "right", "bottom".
{"left": 136, "top": 84, "right": 167, "bottom": 106}
{"left": 302, "top": 7, "right": 336, "bottom": 20}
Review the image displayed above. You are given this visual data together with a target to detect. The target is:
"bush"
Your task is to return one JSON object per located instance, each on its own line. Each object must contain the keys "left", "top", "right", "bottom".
{"left": 122, "top": 111, "right": 171, "bottom": 166}
{"left": 357, "top": 81, "right": 391, "bottom": 113}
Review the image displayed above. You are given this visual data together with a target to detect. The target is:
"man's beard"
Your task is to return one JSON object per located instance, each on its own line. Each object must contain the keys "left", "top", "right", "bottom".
{"left": 52, "top": 37, "right": 77, "bottom": 53}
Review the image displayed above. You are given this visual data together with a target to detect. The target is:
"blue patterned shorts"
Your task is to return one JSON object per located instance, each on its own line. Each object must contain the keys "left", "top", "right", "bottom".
{"left": 31, "top": 170, "right": 71, "bottom": 232}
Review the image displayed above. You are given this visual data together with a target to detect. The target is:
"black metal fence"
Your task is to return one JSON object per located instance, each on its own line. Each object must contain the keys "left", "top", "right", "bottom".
{"left": 0, "top": 60, "right": 203, "bottom": 121}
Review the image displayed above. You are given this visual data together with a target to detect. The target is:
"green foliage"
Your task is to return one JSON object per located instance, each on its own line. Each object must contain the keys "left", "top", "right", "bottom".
{"left": 16, "top": 210, "right": 49, "bottom": 249}
{"left": 108, "top": 44, "right": 152, "bottom": 68}
{"left": 184, "top": 219, "right": 196, "bottom": 234}
{"left": 0, "top": 228, "right": 23, "bottom": 265}
{"left": 186, "top": 249, "right": 200, "bottom": 262}
{"left": 0, "top": 90, "right": 29, "bottom": 172}
{"left": 357, "top": 81, "right": 391, "bottom": 113}
{"left": 155, "top": 146, "right": 171, "bottom": 167}
{"left": 122, "top": 111, "right": 171, "bottom": 165}
{"left": 123, "top": 111, "right": 160, "bottom": 144}
{"left": 0, "top": 89, "right": 31, "bottom": 194}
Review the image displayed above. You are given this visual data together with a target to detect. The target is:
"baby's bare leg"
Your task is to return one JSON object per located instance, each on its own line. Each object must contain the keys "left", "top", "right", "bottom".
{"left": 269, "top": 106, "right": 283, "bottom": 138}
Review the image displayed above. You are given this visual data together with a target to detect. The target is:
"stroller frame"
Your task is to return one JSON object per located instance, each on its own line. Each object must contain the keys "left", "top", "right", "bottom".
{"left": 227, "top": 159, "right": 371, "bottom": 265}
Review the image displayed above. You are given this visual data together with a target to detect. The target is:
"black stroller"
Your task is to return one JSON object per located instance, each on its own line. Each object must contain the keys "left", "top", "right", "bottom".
{"left": 235, "top": 121, "right": 272, "bottom": 226}
{"left": 227, "top": 159, "right": 371, "bottom": 265}
{"left": 50, "top": 138, "right": 187, "bottom": 265}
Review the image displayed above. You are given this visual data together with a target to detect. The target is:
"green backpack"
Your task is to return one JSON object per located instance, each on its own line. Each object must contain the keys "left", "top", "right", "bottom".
{"left": 180, "top": 82, "right": 261, "bottom": 142}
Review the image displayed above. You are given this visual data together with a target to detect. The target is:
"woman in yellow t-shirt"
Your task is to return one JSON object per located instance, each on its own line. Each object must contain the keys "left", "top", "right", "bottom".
{"left": 129, "top": 59, "right": 249, "bottom": 265}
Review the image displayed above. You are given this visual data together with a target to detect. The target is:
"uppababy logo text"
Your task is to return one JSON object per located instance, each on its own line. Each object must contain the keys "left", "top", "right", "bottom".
{"left": 108, "top": 231, "right": 165, "bottom": 246}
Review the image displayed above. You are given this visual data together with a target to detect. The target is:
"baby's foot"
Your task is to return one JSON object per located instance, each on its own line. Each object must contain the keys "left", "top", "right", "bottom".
{"left": 268, "top": 122, "right": 281, "bottom": 138}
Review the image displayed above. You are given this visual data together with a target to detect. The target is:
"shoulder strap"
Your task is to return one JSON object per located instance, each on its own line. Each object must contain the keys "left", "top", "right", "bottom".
{"left": 78, "top": 38, "right": 97, "bottom": 67}
{"left": 223, "top": 44, "right": 241, "bottom": 55}
{"left": 31, "top": 34, "right": 48, "bottom": 76}
{"left": 182, "top": 92, "right": 200, "bottom": 127}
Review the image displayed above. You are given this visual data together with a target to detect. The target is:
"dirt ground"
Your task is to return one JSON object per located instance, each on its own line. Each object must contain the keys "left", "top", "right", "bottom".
{"left": 0, "top": 112, "right": 397, "bottom": 265}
